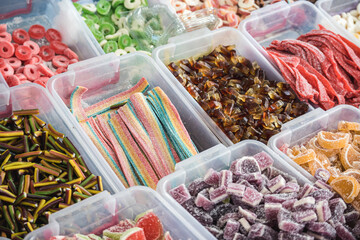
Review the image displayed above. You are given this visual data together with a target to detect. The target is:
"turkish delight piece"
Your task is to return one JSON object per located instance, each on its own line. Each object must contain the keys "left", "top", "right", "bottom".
{"left": 240, "top": 172, "right": 263, "bottom": 184}
{"left": 169, "top": 184, "right": 191, "bottom": 204}
{"left": 188, "top": 178, "right": 210, "bottom": 196}
{"left": 205, "top": 225, "right": 222, "bottom": 238}
{"left": 209, "top": 186, "right": 228, "bottom": 204}
{"left": 298, "top": 183, "right": 317, "bottom": 199}
{"left": 181, "top": 198, "right": 213, "bottom": 225}
{"left": 265, "top": 202, "right": 282, "bottom": 221}
{"left": 220, "top": 170, "right": 232, "bottom": 188}
{"left": 278, "top": 232, "right": 315, "bottom": 240}
{"left": 267, "top": 175, "right": 286, "bottom": 193}
{"left": 353, "top": 220, "right": 360, "bottom": 238}
{"left": 242, "top": 187, "right": 263, "bottom": 207}
{"left": 292, "top": 209, "right": 317, "bottom": 223}
{"left": 306, "top": 222, "right": 336, "bottom": 239}
{"left": 238, "top": 206, "right": 257, "bottom": 223}
{"left": 238, "top": 217, "right": 251, "bottom": 235}
{"left": 314, "top": 180, "right": 332, "bottom": 191}
{"left": 344, "top": 210, "right": 360, "bottom": 224}
{"left": 232, "top": 156, "right": 261, "bottom": 174}
{"left": 236, "top": 179, "right": 253, "bottom": 188}
{"left": 232, "top": 233, "right": 247, "bottom": 240}
{"left": 204, "top": 168, "right": 220, "bottom": 187}
{"left": 282, "top": 199, "right": 296, "bottom": 211}
{"left": 280, "top": 182, "right": 300, "bottom": 194}
{"left": 217, "top": 212, "right": 240, "bottom": 228}
{"left": 210, "top": 203, "right": 237, "bottom": 223}
{"left": 314, "top": 168, "right": 331, "bottom": 183}
{"left": 226, "top": 183, "right": 245, "bottom": 197}
{"left": 195, "top": 192, "right": 214, "bottom": 211}
{"left": 293, "top": 197, "right": 315, "bottom": 211}
{"left": 278, "top": 208, "right": 305, "bottom": 233}
{"left": 267, "top": 167, "right": 297, "bottom": 183}
{"left": 253, "top": 151, "right": 274, "bottom": 171}
{"left": 316, "top": 200, "right": 331, "bottom": 222}
{"left": 260, "top": 186, "right": 271, "bottom": 195}
{"left": 248, "top": 223, "right": 278, "bottom": 240}
{"left": 329, "top": 198, "right": 347, "bottom": 214}
{"left": 308, "top": 189, "right": 334, "bottom": 201}
{"left": 223, "top": 219, "right": 240, "bottom": 240}
{"left": 265, "top": 192, "right": 297, "bottom": 204}
{"left": 334, "top": 223, "right": 356, "bottom": 240}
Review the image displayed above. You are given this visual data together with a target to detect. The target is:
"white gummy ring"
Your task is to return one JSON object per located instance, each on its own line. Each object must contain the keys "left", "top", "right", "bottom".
{"left": 124, "top": 0, "right": 141, "bottom": 10}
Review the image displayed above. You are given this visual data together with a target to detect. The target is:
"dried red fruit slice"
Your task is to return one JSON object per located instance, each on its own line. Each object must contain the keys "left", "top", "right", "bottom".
{"left": 135, "top": 211, "right": 163, "bottom": 240}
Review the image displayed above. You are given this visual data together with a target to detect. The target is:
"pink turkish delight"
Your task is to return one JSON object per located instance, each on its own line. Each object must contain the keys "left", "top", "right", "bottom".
{"left": 209, "top": 186, "right": 228, "bottom": 204}
{"left": 169, "top": 184, "right": 191, "bottom": 204}
{"left": 253, "top": 151, "right": 274, "bottom": 171}
{"left": 203, "top": 168, "right": 220, "bottom": 187}
{"left": 268, "top": 175, "right": 286, "bottom": 193}
{"left": 226, "top": 183, "right": 245, "bottom": 197}
{"left": 242, "top": 187, "right": 263, "bottom": 207}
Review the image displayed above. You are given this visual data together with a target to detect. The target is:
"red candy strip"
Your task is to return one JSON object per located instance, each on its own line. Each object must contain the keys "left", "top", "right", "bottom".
{"left": 5, "top": 57, "right": 21, "bottom": 69}
{"left": 23, "top": 40, "right": 40, "bottom": 55}
{"left": 23, "top": 64, "right": 40, "bottom": 81}
{"left": 0, "top": 40, "right": 15, "bottom": 58}
{"left": 0, "top": 32, "right": 12, "bottom": 42}
{"left": 15, "top": 45, "right": 32, "bottom": 61}
{"left": 52, "top": 55, "right": 69, "bottom": 68}
{"left": 39, "top": 46, "right": 55, "bottom": 62}
{"left": 45, "top": 28, "right": 62, "bottom": 42}
{"left": 28, "top": 24, "right": 45, "bottom": 39}
{"left": 12, "top": 28, "right": 29, "bottom": 44}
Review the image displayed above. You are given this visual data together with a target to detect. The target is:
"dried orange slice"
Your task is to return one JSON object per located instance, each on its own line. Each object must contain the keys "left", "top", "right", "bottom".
{"left": 317, "top": 131, "right": 350, "bottom": 149}
{"left": 351, "top": 192, "right": 360, "bottom": 212}
{"left": 340, "top": 144, "right": 360, "bottom": 170}
{"left": 307, "top": 137, "right": 339, "bottom": 157}
{"left": 343, "top": 169, "right": 360, "bottom": 183}
{"left": 338, "top": 121, "right": 360, "bottom": 131}
{"left": 330, "top": 176, "right": 360, "bottom": 203}
{"left": 308, "top": 158, "right": 324, "bottom": 176}
{"left": 316, "top": 152, "right": 331, "bottom": 169}
{"left": 292, "top": 149, "right": 316, "bottom": 165}
{"left": 326, "top": 166, "right": 341, "bottom": 183}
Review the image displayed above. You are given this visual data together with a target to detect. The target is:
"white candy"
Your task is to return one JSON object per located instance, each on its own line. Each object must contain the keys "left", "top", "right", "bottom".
{"left": 334, "top": 5, "right": 360, "bottom": 35}
{"left": 357, "top": 3, "right": 360, "bottom": 13}
{"left": 124, "top": 0, "right": 141, "bottom": 10}
{"left": 99, "top": 40, "right": 108, "bottom": 47}
{"left": 350, "top": 10, "right": 358, "bottom": 16}
{"left": 184, "top": 0, "right": 200, "bottom": 6}
{"left": 125, "top": 46, "right": 136, "bottom": 53}
{"left": 115, "top": 49, "right": 127, "bottom": 56}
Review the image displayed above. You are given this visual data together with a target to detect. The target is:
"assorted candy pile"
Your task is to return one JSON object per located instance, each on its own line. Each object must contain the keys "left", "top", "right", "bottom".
{"left": 266, "top": 25, "right": 360, "bottom": 110}
{"left": 0, "top": 24, "right": 79, "bottom": 87}
{"left": 167, "top": 45, "right": 309, "bottom": 144}
{"left": 333, "top": 3, "right": 360, "bottom": 40}
{"left": 51, "top": 210, "right": 172, "bottom": 240}
{"left": 282, "top": 121, "right": 360, "bottom": 209}
{"left": 169, "top": 152, "right": 360, "bottom": 239}
{"left": 0, "top": 109, "right": 103, "bottom": 238}
{"left": 70, "top": 78, "right": 197, "bottom": 189}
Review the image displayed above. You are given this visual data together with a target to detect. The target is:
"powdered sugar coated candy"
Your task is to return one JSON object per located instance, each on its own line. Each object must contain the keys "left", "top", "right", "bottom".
{"left": 188, "top": 178, "right": 210, "bottom": 196}
{"left": 232, "top": 233, "right": 247, "bottom": 240}
{"left": 195, "top": 192, "right": 213, "bottom": 211}
{"left": 268, "top": 175, "right": 286, "bottom": 193}
{"left": 344, "top": 210, "right": 360, "bottom": 224}
{"left": 306, "top": 222, "right": 336, "bottom": 239}
{"left": 103, "top": 219, "right": 135, "bottom": 239}
{"left": 226, "top": 183, "right": 245, "bottom": 197}
{"left": 238, "top": 217, "right": 251, "bottom": 234}
{"left": 308, "top": 188, "right": 334, "bottom": 201}
{"left": 264, "top": 192, "right": 297, "bottom": 204}
{"left": 169, "top": 184, "right": 191, "bottom": 204}
{"left": 264, "top": 202, "right": 282, "bottom": 221}
{"left": 316, "top": 200, "right": 332, "bottom": 222}
{"left": 223, "top": 219, "right": 240, "bottom": 240}
{"left": 293, "top": 209, "right": 317, "bottom": 223}
{"left": 209, "top": 186, "right": 228, "bottom": 204}
{"left": 135, "top": 211, "right": 163, "bottom": 240}
{"left": 253, "top": 151, "right": 274, "bottom": 171}
{"left": 234, "top": 156, "right": 261, "bottom": 174}
{"left": 238, "top": 206, "right": 257, "bottom": 223}
{"left": 278, "top": 208, "right": 305, "bottom": 233}
{"left": 248, "top": 223, "right": 278, "bottom": 240}
{"left": 334, "top": 223, "right": 356, "bottom": 240}
{"left": 353, "top": 220, "right": 360, "bottom": 238}
{"left": 205, "top": 225, "right": 222, "bottom": 238}
{"left": 278, "top": 232, "right": 314, "bottom": 240}
{"left": 314, "top": 180, "right": 332, "bottom": 191}
{"left": 293, "top": 197, "right": 315, "bottom": 211}
{"left": 203, "top": 168, "right": 220, "bottom": 187}
{"left": 280, "top": 182, "right": 300, "bottom": 193}
{"left": 329, "top": 198, "right": 347, "bottom": 215}
{"left": 220, "top": 170, "right": 232, "bottom": 187}
{"left": 298, "top": 183, "right": 317, "bottom": 199}
{"left": 314, "top": 168, "right": 331, "bottom": 183}
{"left": 217, "top": 212, "right": 240, "bottom": 228}
{"left": 242, "top": 187, "right": 263, "bottom": 207}
{"left": 282, "top": 199, "right": 296, "bottom": 211}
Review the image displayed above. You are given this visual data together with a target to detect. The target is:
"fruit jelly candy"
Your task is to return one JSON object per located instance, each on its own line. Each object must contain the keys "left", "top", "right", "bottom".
{"left": 195, "top": 192, "right": 213, "bottom": 211}
{"left": 181, "top": 198, "right": 213, "bottom": 225}
{"left": 282, "top": 199, "right": 296, "bottom": 211}
{"left": 278, "top": 208, "right": 305, "bottom": 233}
{"left": 239, "top": 172, "right": 263, "bottom": 186}
{"left": 344, "top": 210, "right": 360, "bottom": 224}
{"left": 306, "top": 222, "right": 336, "bottom": 239}
{"left": 253, "top": 151, "right": 274, "bottom": 171}
{"left": 293, "top": 209, "right": 317, "bottom": 223}
{"left": 280, "top": 182, "right": 300, "bottom": 194}
{"left": 209, "top": 186, "right": 228, "bottom": 204}
{"left": 248, "top": 223, "right": 278, "bottom": 240}
{"left": 316, "top": 200, "right": 332, "bottom": 222}
{"left": 103, "top": 220, "right": 135, "bottom": 239}
{"left": 226, "top": 183, "right": 245, "bottom": 197}
{"left": 329, "top": 198, "right": 347, "bottom": 215}
{"left": 236, "top": 179, "right": 253, "bottom": 188}
{"left": 314, "top": 180, "right": 332, "bottom": 191}
{"left": 265, "top": 167, "right": 297, "bottom": 183}
{"left": 260, "top": 186, "right": 271, "bottom": 195}
{"left": 217, "top": 212, "right": 240, "bottom": 228}
{"left": 232, "top": 233, "right": 247, "bottom": 240}
{"left": 308, "top": 188, "right": 334, "bottom": 201}
{"left": 223, "top": 219, "right": 240, "bottom": 240}
{"left": 205, "top": 225, "right": 223, "bottom": 238}
{"left": 254, "top": 205, "right": 270, "bottom": 225}
{"left": 314, "top": 168, "right": 331, "bottom": 183}
{"left": 242, "top": 187, "right": 263, "bottom": 207}
{"left": 353, "top": 220, "right": 360, "bottom": 238}
{"left": 264, "top": 202, "right": 282, "bottom": 221}
{"left": 238, "top": 206, "right": 257, "bottom": 223}
{"left": 203, "top": 168, "right": 220, "bottom": 187}
{"left": 230, "top": 195, "right": 243, "bottom": 206}
{"left": 238, "top": 217, "right": 251, "bottom": 235}
{"left": 334, "top": 223, "right": 356, "bottom": 240}
{"left": 298, "top": 183, "right": 317, "bottom": 199}
{"left": 169, "top": 184, "right": 191, "bottom": 205}
{"left": 293, "top": 197, "right": 315, "bottom": 211}
{"left": 305, "top": 231, "right": 328, "bottom": 240}
{"left": 278, "top": 232, "right": 315, "bottom": 240}
{"left": 188, "top": 178, "right": 210, "bottom": 196}
{"left": 234, "top": 156, "right": 261, "bottom": 175}
{"left": 264, "top": 192, "right": 297, "bottom": 204}
{"left": 220, "top": 170, "right": 232, "bottom": 188}
{"left": 267, "top": 175, "right": 286, "bottom": 193}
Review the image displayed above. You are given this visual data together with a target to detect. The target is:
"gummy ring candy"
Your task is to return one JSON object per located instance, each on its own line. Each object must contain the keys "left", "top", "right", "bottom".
{"left": 0, "top": 40, "right": 15, "bottom": 58}
{"left": 115, "top": 49, "right": 127, "bottom": 56}
{"left": 103, "top": 41, "right": 118, "bottom": 53}
{"left": 28, "top": 24, "right": 45, "bottom": 39}
{"left": 330, "top": 175, "right": 360, "bottom": 203}
{"left": 5, "top": 57, "right": 21, "bottom": 69}
{"left": 91, "top": 28, "right": 105, "bottom": 42}
{"left": 64, "top": 48, "right": 79, "bottom": 61}
{"left": 39, "top": 46, "right": 55, "bottom": 62}
{"left": 83, "top": 13, "right": 99, "bottom": 24}
{"left": 118, "top": 34, "right": 132, "bottom": 49}
{"left": 114, "top": 5, "right": 128, "bottom": 19}
{"left": 0, "top": 64, "right": 14, "bottom": 77}
{"left": 15, "top": 73, "right": 26, "bottom": 81}
{"left": 96, "top": 0, "right": 111, "bottom": 15}
{"left": 317, "top": 131, "right": 350, "bottom": 149}
{"left": 45, "top": 28, "right": 62, "bottom": 42}
{"left": 99, "top": 22, "right": 116, "bottom": 36}
{"left": 124, "top": 0, "right": 141, "bottom": 10}
{"left": 125, "top": 46, "right": 136, "bottom": 53}
{"left": 85, "top": 19, "right": 95, "bottom": 29}
{"left": 55, "top": 67, "right": 67, "bottom": 75}
{"left": 69, "top": 59, "right": 78, "bottom": 65}
{"left": 15, "top": 66, "right": 24, "bottom": 74}
{"left": 338, "top": 121, "right": 360, "bottom": 131}
{"left": 25, "top": 55, "right": 42, "bottom": 65}
{"left": 52, "top": 55, "right": 70, "bottom": 68}
{"left": 34, "top": 79, "right": 46, "bottom": 87}
{"left": 292, "top": 149, "right": 316, "bottom": 165}
{"left": 0, "top": 58, "right": 5, "bottom": 67}
{"left": 6, "top": 75, "right": 20, "bottom": 87}
{"left": 37, "top": 63, "right": 54, "bottom": 77}
{"left": 12, "top": 28, "right": 30, "bottom": 44}
{"left": 82, "top": 4, "right": 97, "bottom": 14}
{"left": 23, "top": 64, "right": 40, "bottom": 81}
{"left": 0, "top": 32, "right": 12, "bottom": 42}
{"left": 23, "top": 40, "right": 40, "bottom": 55}
{"left": 340, "top": 144, "right": 360, "bottom": 170}
{"left": 174, "top": 1, "right": 187, "bottom": 12}
{"left": 50, "top": 41, "right": 68, "bottom": 55}
{"left": 15, "top": 45, "right": 32, "bottom": 61}
{"left": 112, "top": 0, "right": 125, "bottom": 8}
{"left": 0, "top": 24, "right": 7, "bottom": 33}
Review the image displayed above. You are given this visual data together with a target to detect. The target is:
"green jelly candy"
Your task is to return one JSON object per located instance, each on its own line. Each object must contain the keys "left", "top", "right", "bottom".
{"left": 73, "top": 2, "right": 83, "bottom": 14}
{"left": 112, "top": 0, "right": 125, "bottom": 8}
{"left": 85, "top": 19, "right": 95, "bottom": 28}
{"left": 115, "top": 5, "right": 129, "bottom": 18}
{"left": 82, "top": 3, "right": 97, "bottom": 14}
{"left": 118, "top": 34, "right": 132, "bottom": 49}
{"left": 83, "top": 13, "right": 99, "bottom": 24}
{"left": 129, "top": 29, "right": 147, "bottom": 40}
{"left": 130, "top": 19, "right": 145, "bottom": 30}
{"left": 141, "top": 0, "right": 148, "bottom": 6}
{"left": 103, "top": 41, "right": 118, "bottom": 53}
{"left": 99, "top": 22, "right": 116, "bottom": 36}
{"left": 91, "top": 28, "right": 105, "bottom": 42}
{"left": 96, "top": 0, "right": 111, "bottom": 15}
{"left": 146, "top": 18, "right": 162, "bottom": 31}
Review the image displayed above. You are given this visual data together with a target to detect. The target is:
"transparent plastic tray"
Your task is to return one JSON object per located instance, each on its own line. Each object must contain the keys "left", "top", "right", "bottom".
{"left": 268, "top": 104, "right": 360, "bottom": 183}
{"left": 157, "top": 140, "right": 312, "bottom": 239}
{"left": 152, "top": 26, "right": 313, "bottom": 147}
{"left": 26, "top": 186, "right": 205, "bottom": 240}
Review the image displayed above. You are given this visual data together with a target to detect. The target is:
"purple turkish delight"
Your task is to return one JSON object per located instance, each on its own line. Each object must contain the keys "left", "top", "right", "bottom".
{"left": 195, "top": 192, "right": 214, "bottom": 211}
{"left": 282, "top": 199, "right": 296, "bottom": 211}
{"left": 248, "top": 223, "right": 278, "bottom": 240}
{"left": 232, "top": 156, "right": 261, "bottom": 175}
{"left": 226, "top": 183, "right": 245, "bottom": 197}
{"left": 314, "top": 180, "right": 332, "bottom": 191}
{"left": 298, "top": 183, "right": 317, "bottom": 199}
{"left": 353, "top": 220, "right": 360, "bottom": 238}
{"left": 278, "top": 232, "right": 315, "bottom": 240}
{"left": 265, "top": 192, "right": 297, "bottom": 204}
{"left": 223, "top": 219, "right": 240, "bottom": 240}
{"left": 209, "top": 186, "right": 228, "bottom": 204}
{"left": 306, "top": 222, "right": 336, "bottom": 239}
{"left": 220, "top": 170, "right": 232, "bottom": 188}
{"left": 205, "top": 225, "right": 223, "bottom": 238}
{"left": 232, "top": 233, "right": 247, "bottom": 240}
{"left": 278, "top": 208, "right": 305, "bottom": 233}
{"left": 265, "top": 202, "right": 282, "bottom": 221}
{"left": 344, "top": 210, "right": 360, "bottom": 224}
{"left": 209, "top": 203, "right": 237, "bottom": 222}
{"left": 316, "top": 200, "right": 332, "bottom": 222}
{"left": 203, "top": 168, "right": 220, "bottom": 187}
{"left": 293, "top": 209, "right": 317, "bottom": 223}
{"left": 334, "top": 223, "right": 356, "bottom": 240}
{"left": 308, "top": 189, "right": 334, "bottom": 201}
{"left": 188, "top": 178, "right": 210, "bottom": 196}
{"left": 242, "top": 187, "right": 263, "bottom": 207}
{"left": 293, "top": 197, "right": 315, "bottom": 211}
{"left": 181, "top": 198, "right": 213, "bottom": 225}
{"left": 268, "top": 175, "right": 286, "bottom": 193}
{"left": 169, "top": 184, "right": 191, "bottom": 204}
{"left": 217, "top": 212, "right": 240, "bottom": 228}
{"left": 238, "top": 217, "right": 251, "bottom": 234}
{"left": 253, "top": 151, "right": 274, "bottom": 171}
{"left": 314, "top": 168, "right": 331, "bottom": 183}
{"left": 238, "top": 206, "right": 257, "bottom": 223}
{"left": 280, "top": 182, "right": 300, "bottom": 194}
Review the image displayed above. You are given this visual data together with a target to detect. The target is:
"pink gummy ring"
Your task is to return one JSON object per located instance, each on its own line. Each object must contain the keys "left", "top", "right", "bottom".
{"left": 37, "top": 63, "right": 54, "bottom": 77}
{"left": 6, "top": 75, "right": 20, "bottom": 87}
{"left": 25, "top": 55, "right": 42, "bottom": 65}
{"left": 15, "top": 66, "right": 24, "bottom": 74}
{"left": 39, "top": 45, "right": 55, "bottom": 62}
{"left": 0, "top": 32, "right": 12, "bottom": 42}
{"left": 23, "top": 64, "right": 40, "bottom": 81}
{"left": 69, "top": 59, "right": 78, "bottom": 65}
{"left": 23, "top": 40, "right": 40, "bottom": 55}
{"left": 28, "top": 24, "right": 45, "bottom": 39}
{"left": 0, "top": 40, "right": 15, "bottom": 58}
{"left": 12, "top": 28, "right": 30, "bottom": 44}
{"left": 50, "top": 41, "right": 68, "bottom": 55}
{"left": 63, "top": 48, "right": 79, "bottom": 60}
{"left": 5, "top": 57, "right": 21, "bottom": 69}
{"left": 15, "top": 45, "right": 32, "bottom": 61}
{"left": 15, "top": 73, "right": 26, "bottom": 81}
{"left": 0, "top": 24, "right": 7, "bottom": 33}
{"left": 52, "top": 55, "right": 69, "bottom": 68}
{"left": 0, "top": 58, "right": 6, "bottom": 68}
{"left": 34, "top": 79, "right": 46, "bottom": 87}
{"left": 0, "top": 64, "right": 14, "bottom": 77}
{"left": 20, "top": 80, "right": 31, "bottom": 84}
{"left": 55, "top": 67, "right": 67, "bottom": 75}
{"left": 45, "top": 28, "right": 62, "bottom": 42}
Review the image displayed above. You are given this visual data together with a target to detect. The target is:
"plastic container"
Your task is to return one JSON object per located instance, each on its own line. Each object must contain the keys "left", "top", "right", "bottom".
{"left": 239, "top": 1, "right": 360, "bottom": 66}
{"left": 268, "top": 104, "right": 360, "bottom": 183}
{"left": 47, "top": 52, "right": 221, "bottom": 186}
{"left": 0, "top": 0, "right": 103, "bottom": 60}
{"left": 157, "top": 140, "right": 312, "bottom": 239}
{"left": 316, "top": 0, "right": 360, "bottom": 43}
{"left": 152, "top": 26, "right": 312, "bottom": 147}
{"left": 25, "top": 186, "right": 205, "bottom": 240}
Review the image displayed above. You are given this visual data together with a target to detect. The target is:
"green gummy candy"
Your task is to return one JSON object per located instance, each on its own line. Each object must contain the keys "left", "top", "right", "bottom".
{"left": 99, "top": 22, "right": 116, "bottom": 35}
{"left": 91, "top": 28, "right": 105, "bottom": 42}
{"left": 82, "top": 4, "right": 97, "bottom": 14}
{"left": 83, "top": 13, "right": 99, "bottom": 24}
{"left": 141, "top": 0, "right": 148, "bottom": 6}
{"left": 96, "top": 0, "right": 111, "bottom": 15}
{"left": 118, "top": 34, "right": 132, "bottom": 49}
{"left": 112, "top": 0, "right": 125, "bottom": 8}
{"left": 115, "top": 5, "right": 129, "bottom": 18}
{"left": 103, "top": 40, "right": 118, "bottom": 53}
{"left": 85, "top": 19, "right": 95, "bottom": 28}
{"left": 129, "top": 29, "right": 147, "bottom": 40}
{"left": 73, "top": 2, "right": 83, "bottom": 14}
{"left": 146, "top": 18, "right": 162, "bottom": 31}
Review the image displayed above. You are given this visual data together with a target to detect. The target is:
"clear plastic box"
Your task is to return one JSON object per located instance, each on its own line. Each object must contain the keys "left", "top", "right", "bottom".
{"left": 152, "top": 27, "right": 312, "bottom": 147}
{"left": 157, "top": 140, "right": 312, "bottom": 239}
{"left": 268, "top": 104, "right": 360, "bottom": 182}
{"left": 0, "top": 0, "right": 103, "bottom": 60}
{"left": 239, "top": 1, "right": 360, "bottom": 66}
{"left": 47, "top": 52, "right": 221, "bottom": 187}
{"left": 25, "top": 186, "right": 205, "bottom": 240}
